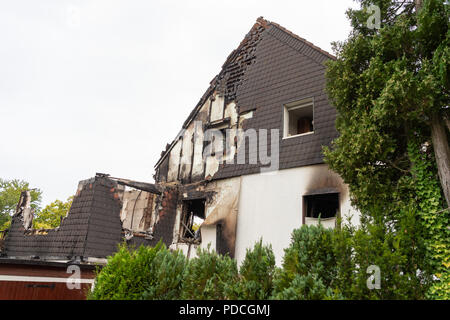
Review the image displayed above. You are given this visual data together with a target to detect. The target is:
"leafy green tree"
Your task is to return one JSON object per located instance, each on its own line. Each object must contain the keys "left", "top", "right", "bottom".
{"left": 325, "top": 0, "right": 449, "bottom": 209}
{"left": 88, "top": 242, "right": 186, "bottom": 300}
{"left": 324, "top": 0, "right": 449, "bottom": 298}
{"left": 407, "top": 140, "right": 450, "bottom": 298}
{"left": 272, "top": 221, "right": 432, "bottom": 300}
{"left": 0, "top": 178, "right": 41, "bottom": 230}
{"left": 33, "top": 197, "right": 73, "bottom": 229}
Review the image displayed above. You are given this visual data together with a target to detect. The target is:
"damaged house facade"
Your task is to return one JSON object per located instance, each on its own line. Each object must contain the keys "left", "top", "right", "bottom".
{"left": 0, "top": 17, "right": 360, "bottom": 299}
{"left": 150, "top": 17, "right": 360, "bottom": 263}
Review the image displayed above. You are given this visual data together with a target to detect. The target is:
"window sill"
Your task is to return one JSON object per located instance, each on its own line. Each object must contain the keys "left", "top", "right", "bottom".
{"left": 305, "top": 216, "right": 336, "bottom": 229}
{"left": 282, "top": 131, "right": 314, "bottom": 140}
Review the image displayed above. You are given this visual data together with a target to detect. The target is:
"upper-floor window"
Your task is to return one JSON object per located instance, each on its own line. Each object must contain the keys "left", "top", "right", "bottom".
{"left": 283, "top": 98, "right": 314, "bottom": 138}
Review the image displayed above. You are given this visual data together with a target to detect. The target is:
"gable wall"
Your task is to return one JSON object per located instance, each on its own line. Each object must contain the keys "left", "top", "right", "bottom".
{"left": 155, "top": 24, "right": 338, "bottom": 183}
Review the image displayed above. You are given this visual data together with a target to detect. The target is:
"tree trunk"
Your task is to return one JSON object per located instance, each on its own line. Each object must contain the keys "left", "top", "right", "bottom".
{"left": 415, "top": 0, "right": 450, "bottom": 208}
{"left": 415, "top": 0, "right": 423, "bottom": 10}
{"left": 431, "top": 113, "right": 450, "bottom": 208}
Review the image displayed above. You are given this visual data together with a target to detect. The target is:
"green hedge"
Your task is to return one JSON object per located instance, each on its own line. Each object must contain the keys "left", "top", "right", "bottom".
{"left": 181, "top": 245, "right": 238, "bottom": 300}
{"left": 87, "top": 241, "right": 185, "bottom": 300}
{"left": 89, "top": 221, "right": 435, "bottom": 300}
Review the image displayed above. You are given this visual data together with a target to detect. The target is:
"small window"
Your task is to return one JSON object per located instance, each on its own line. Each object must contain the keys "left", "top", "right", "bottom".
{"left": 284, "top": 99, "right": 314, "bottom": 138}
{"left": 304, "top": 193, "right": 339, "bottom": 219}
{"left": 303, "top": 193, "right": 339, "bottom": 228}
{"left": 203, "top": 127, "right": 228, "bottom": 158}
{"left": 179, "top": 199, "right": 205, "bottom": 243}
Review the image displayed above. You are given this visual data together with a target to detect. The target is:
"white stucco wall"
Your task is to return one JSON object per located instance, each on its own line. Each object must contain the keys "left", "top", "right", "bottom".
{"left": 170, "top": 225, "right": 216, "bottom": 260}
{"left": 234, "top": 164, "right": 360, "bottom": 266}
{"left": 199, "top": 225, "right": 217, "bottom": 251}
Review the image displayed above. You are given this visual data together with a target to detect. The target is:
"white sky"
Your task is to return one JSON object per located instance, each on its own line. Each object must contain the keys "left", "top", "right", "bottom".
{"left": 0, "top": 0, "right": 358, "bottom": 207}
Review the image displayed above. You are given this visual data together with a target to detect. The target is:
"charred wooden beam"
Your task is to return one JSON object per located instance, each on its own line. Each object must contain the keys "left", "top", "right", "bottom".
{"left": 109, "top": 177, "right": 162, "bottom": 195}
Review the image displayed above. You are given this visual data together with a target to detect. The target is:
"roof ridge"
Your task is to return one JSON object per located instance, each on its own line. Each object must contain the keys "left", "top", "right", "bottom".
{"left": 259, "top": 17, "right": 336, "bottom": 60}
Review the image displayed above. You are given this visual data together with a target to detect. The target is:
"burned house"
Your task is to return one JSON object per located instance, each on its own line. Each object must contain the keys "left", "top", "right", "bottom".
{"left": 0, "top": 17, "right": 360, "bottom": 299}
{"left": 151, "top": 17, "right": 360, "bottom": 262}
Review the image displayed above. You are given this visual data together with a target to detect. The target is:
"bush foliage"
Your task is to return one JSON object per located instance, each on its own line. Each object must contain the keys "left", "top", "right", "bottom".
{"left": 272, "top": 224, "right": 339, "bottom": 300}
{"left": 90, "top": 219, "right": 436, "bottom": 300}
{"left": 88, "top": 241, "right": 185, "bottom": 300}
{"left": 181, "top": 246, "right": 238, "bottom": 300}
{"left": 228, "top": 240, "right": 276, "bottom": 300}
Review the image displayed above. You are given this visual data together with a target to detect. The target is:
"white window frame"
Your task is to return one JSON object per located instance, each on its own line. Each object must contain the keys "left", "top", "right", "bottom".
{"left": 283, "top": 97, "right": 315, "bottom": 139}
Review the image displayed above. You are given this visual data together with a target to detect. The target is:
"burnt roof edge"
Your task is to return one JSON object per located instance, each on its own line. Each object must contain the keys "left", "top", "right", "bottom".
{"left": 154, "top": 17, "right": 335, "bottom": 170}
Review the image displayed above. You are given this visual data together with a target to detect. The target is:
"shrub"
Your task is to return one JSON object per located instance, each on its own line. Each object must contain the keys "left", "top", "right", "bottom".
{"left": 347, "top": 205, "right": 433, "bottom": 300}
{"left": 181, "top": 246, "right": 238, "bottom": 300}
{"left": 272, "top": 224, "right": 340, "bottom": 300}
{"left": 329, "top": 219, "right": 354, "bottom": 297}
{"left": 88, "top": 241, "right": 186, "bottom": 300}
{"left": 88, "top": 215, "right": 435, "bottom": 300}
{"left": 228, "top": 239, "right": 276, "bottom": 300}
{"left": 272, "top": 216, "right": 433, "bottom": 300}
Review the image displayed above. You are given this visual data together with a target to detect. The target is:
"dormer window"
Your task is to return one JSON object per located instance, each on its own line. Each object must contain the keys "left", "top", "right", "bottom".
{"left": 283, "top": 98, "right": 314, "bottom": 138}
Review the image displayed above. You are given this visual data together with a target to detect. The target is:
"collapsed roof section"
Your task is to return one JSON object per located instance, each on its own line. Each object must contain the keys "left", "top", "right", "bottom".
{"left": 1, "top": 174, "right": 173, "bottom": 262}
{"left": 3, "top": 176, "right": 123, "bottom": 260}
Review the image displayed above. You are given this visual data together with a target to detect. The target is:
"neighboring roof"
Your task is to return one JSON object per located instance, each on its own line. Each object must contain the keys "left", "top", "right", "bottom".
{"left": 3, "top": 176, "right": 123, "bottom": 260}
{"left": 0, "top": 257, "right": 97, "bottom": 269}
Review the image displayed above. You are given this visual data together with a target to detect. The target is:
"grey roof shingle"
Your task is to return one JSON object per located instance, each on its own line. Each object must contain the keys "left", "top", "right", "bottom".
{"left": 154, "top": 17, "right": 338, "bottom": 181}
{"left": 213, "top": 22, "right": 338, "bottom": 179}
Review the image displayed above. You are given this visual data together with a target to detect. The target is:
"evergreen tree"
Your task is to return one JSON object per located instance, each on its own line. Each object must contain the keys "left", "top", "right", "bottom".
{"left": 228, "top": 239, "right": 276, "bottom": 300}
{"left": 181, "top": 246, "right": 238, "bottom": 300}
{"left": 272, "top": 224, "right": 340, "bottom": 300}
{"left": 325, "top": 0, "right": 449, "bottom": 298}
{"left": 88, "top": 242, "right": 186, "bottom": 300}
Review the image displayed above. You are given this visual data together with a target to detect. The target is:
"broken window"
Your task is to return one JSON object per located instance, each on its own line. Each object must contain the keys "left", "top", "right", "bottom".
{"left": 303, "top": 193, "right": 339, "bottom": 226}
{"left": 203, "top": 127, "right": 228, "bottom": 159}
{"left": 179, "top": 199, "right": 205, "bottom": 243}
{"left": 284, "top": 99, "right": 314, "bottom": 137}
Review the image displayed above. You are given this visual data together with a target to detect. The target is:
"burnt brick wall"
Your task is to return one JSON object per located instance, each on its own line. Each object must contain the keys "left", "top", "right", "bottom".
{"left": 147, "top": 187, "right": 178, "bottom": 247}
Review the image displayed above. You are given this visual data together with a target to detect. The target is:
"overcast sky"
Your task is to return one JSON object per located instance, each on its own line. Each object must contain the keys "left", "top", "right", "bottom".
{"left": 0, "top": 0, "right": 358, "bottom": 207}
